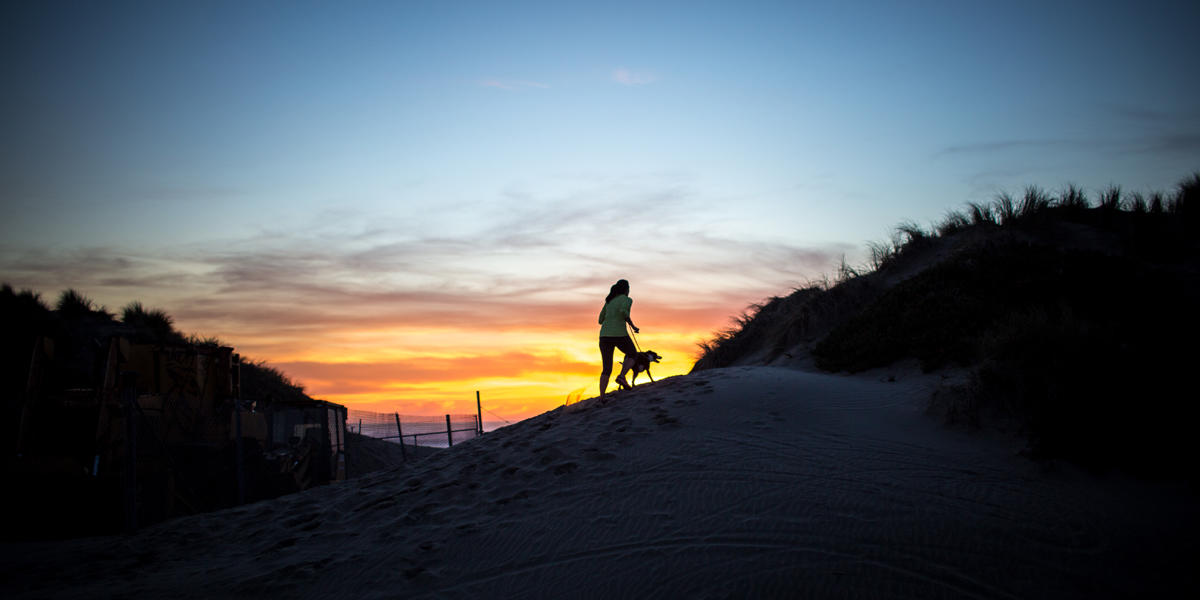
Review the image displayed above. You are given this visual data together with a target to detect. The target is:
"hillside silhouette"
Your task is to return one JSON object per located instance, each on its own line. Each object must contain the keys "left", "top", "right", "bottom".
{"left": 694, "top": 174, "right": 1199, "bottom": 476}
{"left": 0, "top": 287, "right": 314, "bottom": 413}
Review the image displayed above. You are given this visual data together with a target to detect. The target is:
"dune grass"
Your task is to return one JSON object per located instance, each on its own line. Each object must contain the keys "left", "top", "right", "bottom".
{"left": 121, "top": 301, "right": 185, "bottom": 344}
{"left": 695, "top": 172, "right": 1200, "bottom": 475}
{"left": 0, "top": 286, "right": 313, "bottom": 407}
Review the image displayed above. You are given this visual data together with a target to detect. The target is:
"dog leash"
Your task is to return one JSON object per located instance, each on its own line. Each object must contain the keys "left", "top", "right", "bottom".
{"left": 628, "top": 323, "right": 643, "bottom": 353}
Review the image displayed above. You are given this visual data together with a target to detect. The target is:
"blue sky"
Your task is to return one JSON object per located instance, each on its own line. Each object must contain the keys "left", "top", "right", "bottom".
{"left": 2, "top": 0, "right": 1198, "bottom": 414}
{"left": 5, "top": 1, "right": 1197, "bottom": 247}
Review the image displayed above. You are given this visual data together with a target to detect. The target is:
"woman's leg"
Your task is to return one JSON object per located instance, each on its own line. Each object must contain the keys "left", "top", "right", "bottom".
{"left": 599, "top": 338, "right": 616, "bottom": 397}
{"left": 614, "top": 336, "right": 637, "bottom": 388}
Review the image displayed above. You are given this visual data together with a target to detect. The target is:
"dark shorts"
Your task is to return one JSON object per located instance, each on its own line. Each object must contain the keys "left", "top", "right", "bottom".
{"left": 599, "top": 336, "right": 638, "bottom": 371}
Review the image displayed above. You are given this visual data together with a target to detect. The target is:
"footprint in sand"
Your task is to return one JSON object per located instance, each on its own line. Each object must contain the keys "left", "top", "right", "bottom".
{"left": 283, "top": 514, "right": 318, "bottom": 528}
{"left": 354, "top": 495, "right": 397, "bottom": 512}
{"left": 495, "top": 490, "right": 530, "bottom": 505}
{"left": 651, "top": 408, "right": 680, "bottom": 428}
{"left": 536, "top": 445, "right": 566, "bottom": 465}
{"left": 582, "top": 447, "right": 616, "bottom": 461}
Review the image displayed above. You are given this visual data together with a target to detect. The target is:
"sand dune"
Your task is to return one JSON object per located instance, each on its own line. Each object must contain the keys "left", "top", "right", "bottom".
{"left": 3, "top": 366, "right": 1196, "bottom": 598}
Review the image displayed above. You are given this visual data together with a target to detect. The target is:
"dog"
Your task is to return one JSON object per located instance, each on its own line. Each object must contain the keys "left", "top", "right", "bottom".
{"left": 626, "top": 350, "right": 661, "bottom": 386}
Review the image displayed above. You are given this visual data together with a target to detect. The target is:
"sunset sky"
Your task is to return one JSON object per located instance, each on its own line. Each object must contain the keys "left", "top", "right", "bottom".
{"left": 3, "top": 1, "right": 1198, "bottom": 421}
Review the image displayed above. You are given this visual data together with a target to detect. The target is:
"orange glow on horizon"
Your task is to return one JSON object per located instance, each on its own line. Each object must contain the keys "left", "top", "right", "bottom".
{"left": 274, "top": 324, "right": 714, "bottom": 422}
{"left": 31, "top": 272, "right": 794, "bottom": 425}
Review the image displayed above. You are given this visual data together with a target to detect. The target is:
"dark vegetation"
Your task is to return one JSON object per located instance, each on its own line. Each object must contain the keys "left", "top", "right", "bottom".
{"left": 2, "top": 286, "right": 327, "bottom": 538}
{"left": 694, "top": 175, "right": 1200, "bottom": 477}
{"left": 1, "top": 285, "right": 314, "bottom": 465}
{"left": 1, "top": 286, "right": 312, "bottom": 408}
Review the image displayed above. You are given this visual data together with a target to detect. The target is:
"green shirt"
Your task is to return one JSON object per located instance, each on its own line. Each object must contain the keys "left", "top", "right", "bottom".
{"left": 598, "top": 295, "right": 632, "bottom": 337}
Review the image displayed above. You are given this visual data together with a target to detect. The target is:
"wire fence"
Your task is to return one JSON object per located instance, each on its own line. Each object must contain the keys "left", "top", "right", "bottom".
{"left": 347, "top": 408, "right": 481, "bottom": 450}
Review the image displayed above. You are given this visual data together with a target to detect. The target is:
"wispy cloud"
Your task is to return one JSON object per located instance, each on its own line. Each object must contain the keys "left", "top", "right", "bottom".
{"left": 1103, "top": 102, "right": 1172, "bottom": 123}
{"left": 479, "top": 78, "right": 550, "bottom": 91}
{"left": 0, "top": 178, "right": 849, "bottom": 416}
{"left": 934, "top": 139, "right": 1084, "bottom": 157}
{"left": 936, "top": 132, "right": 1200, "bottom": 160}
{"left": 278, "top": 352, "right": 595, "bottom": 389}
{"left": 611, "top": 67, "right": 657, "bottom": 86}
{"left": 1140, "top": 133, "right": 1200, "bottom": 154}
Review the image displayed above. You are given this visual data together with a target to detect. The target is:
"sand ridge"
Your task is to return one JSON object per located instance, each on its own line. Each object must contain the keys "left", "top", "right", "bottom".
{"left": 2, "top": 366, "right": 1196, "bottom": 598}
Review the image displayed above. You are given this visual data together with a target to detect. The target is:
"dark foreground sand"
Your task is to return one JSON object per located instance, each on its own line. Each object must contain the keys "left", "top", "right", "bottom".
{"left": 3, "top": 366, "right": 1196, "bottom": 598}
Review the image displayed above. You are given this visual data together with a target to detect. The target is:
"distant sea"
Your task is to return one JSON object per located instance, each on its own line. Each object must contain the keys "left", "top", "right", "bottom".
{"left": 361, "top": 420, "right": 509, "bottom": 449}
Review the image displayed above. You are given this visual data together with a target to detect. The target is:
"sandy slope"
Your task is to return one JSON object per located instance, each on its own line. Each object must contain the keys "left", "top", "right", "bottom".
{"left": 3, "top": 366, "right": 1196, "bottom": 599}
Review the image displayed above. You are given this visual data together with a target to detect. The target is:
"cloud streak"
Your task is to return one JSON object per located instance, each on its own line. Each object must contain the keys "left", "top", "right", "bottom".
{"left": 0, "top": 178, "right": 846, "bottom": 417}
{"left": 935, "top": 132, "right": 1200, "bottom": 160}
{"left": 611, "top": 67, "right": 657, "bottom": 86}
{"left": 278, "top": 352, "right": 595, "bottom": 389}
{"left": 479, "top": 78, "right": 550, "bottom": 90}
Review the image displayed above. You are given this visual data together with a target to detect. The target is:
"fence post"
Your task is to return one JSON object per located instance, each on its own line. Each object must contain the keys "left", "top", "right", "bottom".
{"left": 476, "top": 391, "right": 483, "bottom": 436}
{"left": 358, "top": 418, "right": 362, "bottom": 435}
{"left": 235, "top": 398, "right": 244, "bottom": 505}
{"left": 446, "top": 414, "right": 453, "bottom": 447}
{"left": 122, "top": 373, "right": 138, "bottom": 534}
{"left": 394, "top": 413, "right": 407, "bottom": 461}
{"left": 233, "top": 356, "right": 245, "bottom": 506}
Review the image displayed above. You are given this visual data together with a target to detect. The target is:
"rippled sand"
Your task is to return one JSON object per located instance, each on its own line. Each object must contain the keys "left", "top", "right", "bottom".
{"left": 3, "top": 366, "right": 1196, "bottom": 598}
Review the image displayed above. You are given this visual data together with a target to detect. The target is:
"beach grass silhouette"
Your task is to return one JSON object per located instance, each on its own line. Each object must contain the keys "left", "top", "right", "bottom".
{"left": 695, "top": 172, "right": 1200, "bottom": 476}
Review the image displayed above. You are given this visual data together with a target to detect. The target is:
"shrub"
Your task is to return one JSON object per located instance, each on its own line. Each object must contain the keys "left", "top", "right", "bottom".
{"left": 56, "top": 289, "right": 97, "bottom": 317}
{"left": 867, "top": 240, "right": 894, "bottom": 270}
{"left": 1017, "top": 186, "right": 1052, "bottom": 219}
{"left": 122, "top": 301, "right": 184, "bottom": 344}
{"left": 240, "top": 359, "right": 308, "bottom": 404}
{"left": 895, "top": 221, "right": 930, "bottom": 246}
{"left": 994, "top": 192, "right": 1017, "bottom": 224}
{"left": 1058, "top": 184, "right": 1089, "bottom": 212}
{"left": 1098, "top": 185, "right": 1122, "bottom": 211}
{"left": 1148, "top": 192, "right": 1165, "bottom": 214}
{"left": 936, "top": 210, "right": 970, "bottom": 236}
{"left": 1128, "top": 192, "right": 1148, "bottom": 214}
{"left": 967, "top": 201, "right": 996, "bottom": 226}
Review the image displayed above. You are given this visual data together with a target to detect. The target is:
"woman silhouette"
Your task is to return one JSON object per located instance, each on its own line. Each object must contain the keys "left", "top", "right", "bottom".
{"left": 598, "top": 279, "right": 640, "bottom": 398}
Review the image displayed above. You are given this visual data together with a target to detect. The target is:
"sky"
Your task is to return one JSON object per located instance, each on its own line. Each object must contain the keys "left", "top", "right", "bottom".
{"left": 2, "top": 0, "right": 1198, "bottom": 421}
